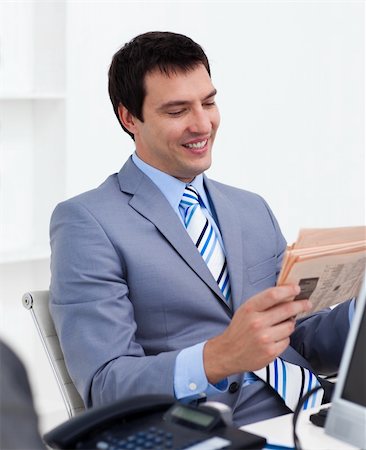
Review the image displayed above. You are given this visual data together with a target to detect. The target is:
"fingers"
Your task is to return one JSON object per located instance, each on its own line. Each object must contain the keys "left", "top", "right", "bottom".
{"left": 239, "top": 285, "right": 312, "bottom": 337}
{"left": 265, "top": 298, "right": 312, "bottom": 326}
{"left": 204, "top": 285, "right": 312, "bottom": 382}
{"left": 263, "top": 337, "right": 292, "bottom": 366}
{"left": 248, "top": 318, "right": 295, "bottom": 355}
{"left": 251, "top": 285, "right": 301, "bottom": 312}
{"left": 264, "top": 317, "right": 296, "bottom": 344}
{"left": 247, "top": 285, "right": 312, "bottom": 321}
{"left": 250, "top": 322, "right": 295, "bottom": 370}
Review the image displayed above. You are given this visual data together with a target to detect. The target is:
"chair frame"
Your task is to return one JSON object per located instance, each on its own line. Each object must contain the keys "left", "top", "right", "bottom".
{"left": 22, "top": 290, "right": 85, "bottom": 418}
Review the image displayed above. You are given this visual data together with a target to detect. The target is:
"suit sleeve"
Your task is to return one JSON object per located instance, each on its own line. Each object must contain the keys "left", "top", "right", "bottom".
{"left": 290, "top": 300, "right": 351, "bottom": 375}
{"left": 50, "top": 200, "right": 180, "bottom": 407}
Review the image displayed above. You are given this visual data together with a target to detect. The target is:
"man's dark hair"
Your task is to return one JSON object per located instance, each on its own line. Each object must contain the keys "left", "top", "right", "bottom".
{"left": 108, "top": 31, "right": 211, "bottom": 139}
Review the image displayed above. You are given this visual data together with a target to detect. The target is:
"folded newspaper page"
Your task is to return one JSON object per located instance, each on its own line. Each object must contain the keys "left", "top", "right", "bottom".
{"left": 277, "top": 226, "right": 366, "bottom": 316}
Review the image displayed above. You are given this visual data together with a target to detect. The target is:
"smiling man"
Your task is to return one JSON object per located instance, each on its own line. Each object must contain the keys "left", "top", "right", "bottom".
{"left": 119, "top": 65, "right": 219, "bottom": 182}
{"left": 49, "top": 31, "right": 352, "bottom": 426}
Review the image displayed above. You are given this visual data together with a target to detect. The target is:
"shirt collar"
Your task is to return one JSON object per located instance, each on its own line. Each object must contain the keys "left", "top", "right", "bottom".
{"left": 132, "top": 152, "right": 209, "bottom": 212}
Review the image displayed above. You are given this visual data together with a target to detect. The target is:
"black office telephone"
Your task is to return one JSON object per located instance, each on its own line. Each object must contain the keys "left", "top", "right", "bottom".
{"left": 44, "top": 394, "right": 266, "bottom": 450}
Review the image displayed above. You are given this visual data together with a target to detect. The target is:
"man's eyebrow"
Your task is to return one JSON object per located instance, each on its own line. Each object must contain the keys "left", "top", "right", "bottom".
{"left": 158, "top": 89, "right": 217, "bottom": 110}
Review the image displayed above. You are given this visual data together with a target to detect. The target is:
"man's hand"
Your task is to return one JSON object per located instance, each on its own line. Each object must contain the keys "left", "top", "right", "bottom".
{"left": 203, "top": 285, "right": 311, "bottom": 384}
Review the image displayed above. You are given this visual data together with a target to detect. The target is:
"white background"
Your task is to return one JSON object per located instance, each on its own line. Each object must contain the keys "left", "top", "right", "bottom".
{"left": 66, "top": 0, "right": 365, "bottom": 243}
{"left": 0, "top": 0, "right": 364, "bottom": 433}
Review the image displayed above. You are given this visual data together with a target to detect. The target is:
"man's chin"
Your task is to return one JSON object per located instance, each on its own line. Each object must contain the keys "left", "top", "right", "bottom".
{"left": 178, "top": 165, "right": 212, "bottom": 183}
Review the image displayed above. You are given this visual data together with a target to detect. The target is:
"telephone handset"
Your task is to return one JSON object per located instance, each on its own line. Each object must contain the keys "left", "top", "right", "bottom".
{"left": 44, "top": 394, "right": 266, "bottom": 450}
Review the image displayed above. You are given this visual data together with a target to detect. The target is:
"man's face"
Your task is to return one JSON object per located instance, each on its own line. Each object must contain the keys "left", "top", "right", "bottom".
{"left": 132, "top": 64, "right": 220, "bottom": 182}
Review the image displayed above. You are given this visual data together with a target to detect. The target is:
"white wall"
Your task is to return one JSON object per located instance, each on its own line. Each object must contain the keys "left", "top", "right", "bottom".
{"left": 66, "top": 0, "right": 365, "bottom": 244}
{"left": 0, "top": 0, "right": 364, "bottom": 433}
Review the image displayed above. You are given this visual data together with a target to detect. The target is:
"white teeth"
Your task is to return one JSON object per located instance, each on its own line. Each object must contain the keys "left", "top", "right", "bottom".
{"left": 184, "top": 140, "right": 207, "bottom": 149}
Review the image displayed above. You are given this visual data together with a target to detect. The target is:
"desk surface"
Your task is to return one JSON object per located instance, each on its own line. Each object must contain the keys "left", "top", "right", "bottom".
{"left": 241, "top": 405, "right": 357, "bottom": 450}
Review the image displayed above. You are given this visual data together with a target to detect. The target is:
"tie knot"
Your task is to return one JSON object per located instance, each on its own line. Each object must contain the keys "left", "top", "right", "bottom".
{"left": 180, "top": 185, "right": 200, "bottom": 212}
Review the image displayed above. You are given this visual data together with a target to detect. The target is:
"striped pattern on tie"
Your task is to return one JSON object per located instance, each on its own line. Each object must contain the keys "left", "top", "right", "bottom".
{"left": 180, "top": 185, "right": 231, "bottom": 302}
{"left": 254, "top": 357, "right": 324, "bottom": 411}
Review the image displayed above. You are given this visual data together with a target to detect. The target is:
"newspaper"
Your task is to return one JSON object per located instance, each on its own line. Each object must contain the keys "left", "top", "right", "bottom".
{"left": 277, "top": 226, "right": 366, "bottom": 316}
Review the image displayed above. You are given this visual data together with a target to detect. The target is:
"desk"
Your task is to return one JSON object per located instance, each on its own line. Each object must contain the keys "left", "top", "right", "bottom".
{"left": 241, "top": 405, "right": 358, "bottom": 449}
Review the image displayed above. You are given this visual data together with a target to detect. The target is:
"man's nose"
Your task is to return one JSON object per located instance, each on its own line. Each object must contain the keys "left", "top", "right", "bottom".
{"left": 187, "top": 108, "right": 211, "bottom": 134}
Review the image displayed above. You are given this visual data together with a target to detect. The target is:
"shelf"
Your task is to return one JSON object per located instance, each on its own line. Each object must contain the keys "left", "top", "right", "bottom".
{"left": 0, "top": 0, "right": 66, "bottom": 259}
{"left": 0, "top": 246, "right": 50, "bottom": 264}
{"left": 0, "top": 93, "right": 65, "bottom": 100}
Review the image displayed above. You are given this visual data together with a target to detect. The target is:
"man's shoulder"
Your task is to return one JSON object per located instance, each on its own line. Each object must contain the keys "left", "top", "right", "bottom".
{"left": 207, "top": 178, "right": 266, "bottom": 204}
{"left": 51, "top": 173, "right": 124, "bottom": 224}
{"left": 60, "top": 173, "right": 120, "bottom": 207}
{"left": 55, "top": 157, "right": 143, "bottom": 212}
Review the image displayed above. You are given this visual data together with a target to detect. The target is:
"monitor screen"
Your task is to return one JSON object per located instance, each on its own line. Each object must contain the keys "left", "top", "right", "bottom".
{"left": 325, "top": 272, "right": 366, "bottom": 449}
{"left": 341, "top": 298, "right": 366, "bottom": 406}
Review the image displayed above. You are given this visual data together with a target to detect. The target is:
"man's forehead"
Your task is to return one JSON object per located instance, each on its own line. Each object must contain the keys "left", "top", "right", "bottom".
{"left": 143, "top": 65, "right": 215, "bottom": 104}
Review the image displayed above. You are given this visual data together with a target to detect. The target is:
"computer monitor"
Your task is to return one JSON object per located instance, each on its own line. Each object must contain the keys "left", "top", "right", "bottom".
{"left": 325, "top": 272, "right": 366, "bottom": 448}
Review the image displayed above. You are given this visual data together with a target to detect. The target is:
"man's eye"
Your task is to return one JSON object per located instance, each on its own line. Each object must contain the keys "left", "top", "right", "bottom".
{"left": 167, "top": 110, "right": 184, "bottom": 116}
{"left": 204, "top": 101, "right": 216, "bottom": 107}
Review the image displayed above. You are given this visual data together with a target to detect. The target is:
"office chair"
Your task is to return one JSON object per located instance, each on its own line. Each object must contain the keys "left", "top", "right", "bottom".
{"left": 22, "top": 290, "right": 85, "bottom": 418}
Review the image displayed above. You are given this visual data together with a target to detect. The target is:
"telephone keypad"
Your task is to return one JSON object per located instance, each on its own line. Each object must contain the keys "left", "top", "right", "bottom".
{"left": 95, "top": 425, "right": 205, "bottom": 450}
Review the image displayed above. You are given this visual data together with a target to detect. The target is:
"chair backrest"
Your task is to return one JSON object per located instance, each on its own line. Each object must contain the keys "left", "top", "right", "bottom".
{"left": 22, "top": 290, "right": 85, "bottom": 418}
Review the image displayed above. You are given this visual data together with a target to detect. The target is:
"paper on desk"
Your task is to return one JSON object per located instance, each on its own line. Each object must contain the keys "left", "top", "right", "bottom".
{"left": 241, "top": 405, "right": 358, "bottom": 450}
{"left": 241, "top": 414, "right": 294, "bottom": 448}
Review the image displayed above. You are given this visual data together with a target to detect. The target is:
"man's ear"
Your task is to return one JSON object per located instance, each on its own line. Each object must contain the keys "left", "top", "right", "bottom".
{"left": 118, "top": 104, "right": 138, "bottom": 135}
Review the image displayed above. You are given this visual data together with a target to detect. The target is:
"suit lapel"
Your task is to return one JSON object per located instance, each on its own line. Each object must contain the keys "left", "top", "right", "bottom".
{"left": 118, "top": 159, "right": 231, "bottom": 315}
{"left": 204, "top": 177, "right": 244, "bottom": 312}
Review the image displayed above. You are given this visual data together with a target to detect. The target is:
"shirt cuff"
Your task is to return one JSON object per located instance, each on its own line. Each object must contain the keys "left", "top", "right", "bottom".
{"left": 174, "top": 341, "right": 228, "bottom": 400}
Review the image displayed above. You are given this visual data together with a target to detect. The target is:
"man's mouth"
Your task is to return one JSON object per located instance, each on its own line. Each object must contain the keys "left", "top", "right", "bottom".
{"left": 182, "top": 139, "right": 208, "bottom": 149}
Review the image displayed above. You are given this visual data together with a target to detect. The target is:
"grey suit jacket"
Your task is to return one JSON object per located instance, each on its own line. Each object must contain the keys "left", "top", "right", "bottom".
{"left": 50, "top": 157, "right": 350, "bottom": 424}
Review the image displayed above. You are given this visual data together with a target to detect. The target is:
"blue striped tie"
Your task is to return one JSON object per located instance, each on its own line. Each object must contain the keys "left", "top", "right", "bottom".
{"left": 181, "top": 186, "right": 323, "bottom": 411}
{"left": 180, "top": 185, "right": 231, "bottom": 302}
{"left": 254, "top": 358, "right": 324, "bottom": 411}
